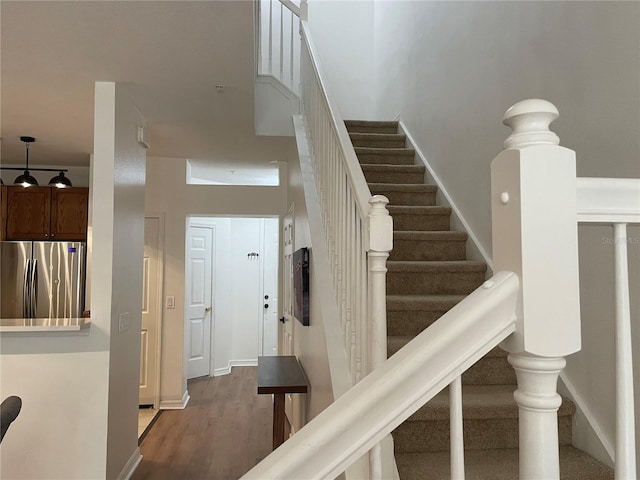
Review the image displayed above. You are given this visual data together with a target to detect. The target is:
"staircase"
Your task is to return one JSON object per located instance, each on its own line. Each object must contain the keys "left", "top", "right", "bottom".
{"left": 345, "top": 120, "right": 614, "bottom": 479}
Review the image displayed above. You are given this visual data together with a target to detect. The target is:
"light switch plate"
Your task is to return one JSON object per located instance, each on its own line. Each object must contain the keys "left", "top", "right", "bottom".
{"left": 118, "top": 312, "right": 130, "bottom": 333}
{"left": 166, "top": 296, "right": 175, "bottom": 309}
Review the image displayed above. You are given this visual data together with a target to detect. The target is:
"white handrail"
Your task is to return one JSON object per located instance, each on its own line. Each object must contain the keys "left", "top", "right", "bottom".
{"left": 577, "top": 177, "right": 640, "bottom": 223}
{"left": 241, "top": 271, "right": 519, "bottom": 480}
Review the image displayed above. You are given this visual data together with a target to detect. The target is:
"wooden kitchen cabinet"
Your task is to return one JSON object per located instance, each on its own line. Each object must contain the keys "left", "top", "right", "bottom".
{"left": 51, "top": 188, "right": 89, "bottom": 241}
{"left": 1, "top": 186, "right": 89, "bottom": 241}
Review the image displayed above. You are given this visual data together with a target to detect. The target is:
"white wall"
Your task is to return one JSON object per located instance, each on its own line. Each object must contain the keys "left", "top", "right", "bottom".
{"left": 306, "top": 0, "right": 375, "bottom": 121}
{"left": 102, "top": 83, "right": 147, "bottom": 479}
{"left": 145, "top": 138, "right": 293, "bottom": 407}
{"left": 0, "top": 82, "right": 146, "bottom": 479}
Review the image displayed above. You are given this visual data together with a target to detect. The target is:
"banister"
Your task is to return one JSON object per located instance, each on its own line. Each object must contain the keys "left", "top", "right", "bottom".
{"left": 300, "top": 21, "right": 373, "bottom": 222}
{"left": 576, "top": 177, "right": 640, "bottom": 224}
{"left": 240, "top": 271, "right": 519, "bottom": 480}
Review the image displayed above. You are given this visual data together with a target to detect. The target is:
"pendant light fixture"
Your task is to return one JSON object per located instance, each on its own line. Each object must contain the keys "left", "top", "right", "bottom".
{"left": 14, "top": 136, "right": 38, "bottom": 187}
{"left": 48, "top": 170, "right": 72, "bottom": 188}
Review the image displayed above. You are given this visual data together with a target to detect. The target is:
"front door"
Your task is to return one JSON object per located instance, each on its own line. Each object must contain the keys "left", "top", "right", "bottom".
{"left": 140, "top": 216, "right": 161, "bottom": 406}
{"left": 186, "top": 225, "right": 213, "bottom": 379}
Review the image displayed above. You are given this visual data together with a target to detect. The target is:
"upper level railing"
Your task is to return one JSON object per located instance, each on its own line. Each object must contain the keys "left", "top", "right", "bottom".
{"left": 257, "top": 0, "right": 301, "bottom": 94}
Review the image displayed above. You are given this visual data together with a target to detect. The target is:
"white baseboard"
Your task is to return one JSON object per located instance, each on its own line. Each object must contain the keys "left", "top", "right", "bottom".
{"left": 398, "top": 121, "right": 494, "bottom": 273}
{"left": 558, "top": 372, "right": 614, "bottom": 467}
{"left": 214, "top": 359, "right": 258, "bottom": 377}
{"left": 159, "top": 390, "right": 190, "bottom": 410}
{"left": 116, "top": 448, "right": 142, "bottom": 480}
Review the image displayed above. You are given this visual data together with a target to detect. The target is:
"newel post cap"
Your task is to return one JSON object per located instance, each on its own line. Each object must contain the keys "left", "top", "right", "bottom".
{"left": 369, "top": 195, "right": 393, "bottom": 253}
{"left": 503, "top": 99, "right": 560, "bottom": 149}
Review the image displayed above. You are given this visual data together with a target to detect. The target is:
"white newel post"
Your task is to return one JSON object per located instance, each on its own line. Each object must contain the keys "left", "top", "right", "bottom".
{"left": 368, "top": 195, "right": 393, "bottom": 480}
{"left": 491, "top": 99, "right": 581, "bottom": 480}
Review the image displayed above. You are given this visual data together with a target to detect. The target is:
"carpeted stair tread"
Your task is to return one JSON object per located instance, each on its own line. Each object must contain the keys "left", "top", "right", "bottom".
{"left": 387, "top": 295, "right": 466, "bottom": 336}
{"left": 406, "top": 385, "right": 576, "bottom": 422}
{"left": 387, "top": 294, "right": 465, "bottom": 310}
{"left": 394, "top": 231, "right": 467, "bottom": 241}
{"left": 355, "top": 147, "right": 416, "bottom": 166}
{"left": 388, "top": 336, "right": 507, "bottom": 358}
{"left": 362, "top": 164, "right": 424, "bottom": 173}
{"left": 387, "top": 260, "right": 487, "bottom": 272}
{"left": 349, "top": 132, "right": 406, "bottom": 148}
{"left": 370, "top": 183, "right": 438, "bottom": 207}
{"left": 369, "top": 183, "right": 437, "bottom": 193}
{"left": 395, "top": 446, "right": 614, "bottom": 480}
{"left": 345, "top": 120, "right": 398, "bottom": 134}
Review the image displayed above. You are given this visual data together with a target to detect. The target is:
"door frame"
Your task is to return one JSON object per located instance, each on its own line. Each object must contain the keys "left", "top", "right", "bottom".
{"left": 143, "top": 213, "right": 165, "bottom": 409}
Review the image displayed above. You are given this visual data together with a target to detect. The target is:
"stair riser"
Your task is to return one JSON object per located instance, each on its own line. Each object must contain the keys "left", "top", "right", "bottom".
{"left": 371, "top": 190, "right": 436, "bottom": 206}
{"left": 392, "top": 213, "right": 450, "bottom": 231}
{"left": 387, "top": 270, "right": 485, "bottom": 295}
{"left": 345, "top": 121, "right": 398, "bottom": 134}
{"left": 363, "top": 171, "right": 425, "bottom": 184}
{"left": 393, "top": 416, "right": 573, "bottom": 453}
{"left": 387, "top": 310, "right": 449, "bottom": 336}
{"left": 391, "top": 239, "right": 466, "bottom": 261}
{"left": 351, "top": 138, "right": 406, "bottom": 148}
{"left": 357, "top": 153, "right": 415, "bottom": 165}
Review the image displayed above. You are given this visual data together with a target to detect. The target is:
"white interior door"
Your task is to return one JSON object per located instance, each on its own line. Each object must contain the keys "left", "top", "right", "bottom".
{"left": 140, "top": 216, "right": 162, "bottom": 406}
{"left": 186, "top": 225, "right": 213, "bottom": 379}
{"left": 261, "top": 218, "right": 279, "bottom": 356}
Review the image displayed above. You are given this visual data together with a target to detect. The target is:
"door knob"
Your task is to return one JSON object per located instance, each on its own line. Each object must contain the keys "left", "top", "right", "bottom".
{"left": 205, "top": 306, "right": 212, "bottom": 312}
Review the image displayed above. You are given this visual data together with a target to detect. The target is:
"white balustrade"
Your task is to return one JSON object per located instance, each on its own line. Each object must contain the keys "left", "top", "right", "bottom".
{"left": 577, "top": 178, "right": 640, "bottom": 479}
{"left": 258, "top": 0, "right": 301, "bottom": 94}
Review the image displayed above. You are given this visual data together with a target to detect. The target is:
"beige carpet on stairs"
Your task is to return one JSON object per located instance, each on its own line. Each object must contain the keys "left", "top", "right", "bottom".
{"left": 344, "top": 119, "right": 614, "bottom": 480}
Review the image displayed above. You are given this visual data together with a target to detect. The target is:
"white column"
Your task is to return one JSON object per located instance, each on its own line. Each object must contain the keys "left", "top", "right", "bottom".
{"left": 491, "top": 99, "right": 581, "bottom": 480}
{"left": 368, "top": 195, "right": 393, "bottom": 480}
{"left": 509, "top": 354, "right": 566, "bottom": 479}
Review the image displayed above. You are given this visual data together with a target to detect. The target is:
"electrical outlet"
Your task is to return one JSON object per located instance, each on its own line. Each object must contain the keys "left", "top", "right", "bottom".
{"left": 166, "top": 296, "right": 175, "bottom": 309}
{"left": 118, "top": 312, "right": 130, "bottom": 333}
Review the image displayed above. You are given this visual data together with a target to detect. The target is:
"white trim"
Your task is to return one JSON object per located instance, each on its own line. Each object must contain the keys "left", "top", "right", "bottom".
{"left": 144, "top": 213, "right": 165, "bottom": 410}
{"left": 116, "top": 448, "right": 142, "bottom": 480}
{"left": 214, "top": 359, "right": 259, "bottom": 377}
{"left": 559, "top": 372, "right": 615, "bottom": 466}
{"left": 398, "top": 121, "right": 494, "bottom": 272}
{"left": 160, "top": 390, "right": 190, "bottom": 410}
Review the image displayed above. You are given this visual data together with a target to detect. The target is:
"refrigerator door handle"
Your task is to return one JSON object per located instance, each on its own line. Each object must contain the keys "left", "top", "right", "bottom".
{"left": 31, "top": 259, "right": 38, "bottom": 318}
{"left": 23, "top": 259, "right": 31, "bottom": 318}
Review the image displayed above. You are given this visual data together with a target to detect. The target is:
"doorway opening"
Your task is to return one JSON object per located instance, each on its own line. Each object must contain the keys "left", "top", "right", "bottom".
{"left": 184, "top": 216, "right": 279, "bottom": 379}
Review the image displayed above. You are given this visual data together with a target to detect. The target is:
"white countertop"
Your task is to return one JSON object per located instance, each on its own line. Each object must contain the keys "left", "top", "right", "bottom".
{"left": 0, "top": 317, "right": 91, "bottom": 333}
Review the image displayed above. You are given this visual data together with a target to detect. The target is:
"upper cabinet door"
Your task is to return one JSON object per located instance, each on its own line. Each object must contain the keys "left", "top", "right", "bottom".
{"left": 51, "top": 187, "right": 89, "bottom": 241}
{"left": 6, "top": 186, "right": 52, "bottom": 240}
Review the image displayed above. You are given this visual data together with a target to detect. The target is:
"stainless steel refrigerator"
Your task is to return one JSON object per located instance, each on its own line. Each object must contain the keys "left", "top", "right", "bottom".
{"left": 0, "top": 241, "right": 86, "bottom": 319}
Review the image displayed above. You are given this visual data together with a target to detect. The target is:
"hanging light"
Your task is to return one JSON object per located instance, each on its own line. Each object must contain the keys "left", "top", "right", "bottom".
{"left": 14, "top": 136, "right": 38, "bottom": 187}
{"left": 48, "top": 170, "right": 72, "bottom": 188}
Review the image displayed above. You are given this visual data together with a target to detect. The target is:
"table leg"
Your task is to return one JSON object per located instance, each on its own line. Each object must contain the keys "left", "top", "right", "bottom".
{"left": 273, "top": 393, "right": 286, "bottom": 449}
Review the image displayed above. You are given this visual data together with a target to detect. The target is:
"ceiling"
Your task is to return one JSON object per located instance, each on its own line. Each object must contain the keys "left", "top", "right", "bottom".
{"left": 1, "top": 0, "right": 259, "bottom": 167}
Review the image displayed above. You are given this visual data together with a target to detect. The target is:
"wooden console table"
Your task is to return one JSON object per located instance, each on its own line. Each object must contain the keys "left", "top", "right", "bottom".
{"left": 257, "top": 355, "right": 308, "bottom": 450}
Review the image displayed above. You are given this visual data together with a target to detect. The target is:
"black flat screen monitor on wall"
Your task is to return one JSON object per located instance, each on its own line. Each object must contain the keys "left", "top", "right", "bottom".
{"left": 293, "top": 247, "right": 310, "bottom": 326}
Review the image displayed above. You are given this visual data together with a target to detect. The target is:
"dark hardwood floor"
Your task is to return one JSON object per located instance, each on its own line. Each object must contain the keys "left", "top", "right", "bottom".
{"left": 132, "top": 367, "right": 272, "bottom": 480}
